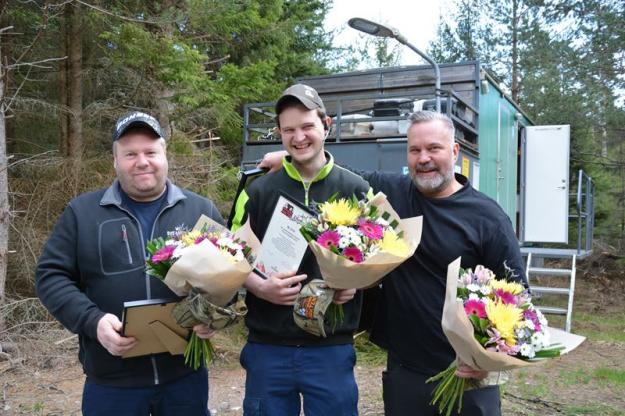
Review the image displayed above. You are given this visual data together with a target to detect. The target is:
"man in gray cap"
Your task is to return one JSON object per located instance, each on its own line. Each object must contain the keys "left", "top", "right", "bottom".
{"left": 36, "top": 111, "right": 223, "bottom": 415}
{"left": 231, "top": 85, "right": 370, "bottom": 415}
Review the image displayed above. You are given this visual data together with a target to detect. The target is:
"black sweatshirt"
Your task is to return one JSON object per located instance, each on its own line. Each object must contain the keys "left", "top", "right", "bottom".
{"left": 36, "top": 180, "right": 223, "bottom": 387}
{"left": 363, "top": 172, "right": 526, "bottom": 376}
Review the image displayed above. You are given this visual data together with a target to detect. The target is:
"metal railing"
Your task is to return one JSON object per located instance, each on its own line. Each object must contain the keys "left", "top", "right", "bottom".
{"left": 573, "top": 169, "right": 595, "bottom": 255}
{"left": 243, "top": 89, "right": 479, "bottom": 145}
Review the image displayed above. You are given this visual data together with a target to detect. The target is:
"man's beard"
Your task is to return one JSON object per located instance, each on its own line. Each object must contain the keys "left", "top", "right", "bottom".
{"left": 410, "top": 163, "right": 454, "bottom": 196}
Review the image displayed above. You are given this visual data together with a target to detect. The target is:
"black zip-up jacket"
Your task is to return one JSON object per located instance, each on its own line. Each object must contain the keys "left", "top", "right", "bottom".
{"left": 36, "top": 179, "right": 223, "bottom": 387}
{"left": 232, "top": 153, "right": 371, "bottom": 346}
{"left": 362, "top": 172, "right": 526, "bottom": 376}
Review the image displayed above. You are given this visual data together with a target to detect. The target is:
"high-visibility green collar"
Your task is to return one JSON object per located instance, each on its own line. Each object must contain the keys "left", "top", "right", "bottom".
{"left": 282, "top": 151, "right": 334, "bottom": 184}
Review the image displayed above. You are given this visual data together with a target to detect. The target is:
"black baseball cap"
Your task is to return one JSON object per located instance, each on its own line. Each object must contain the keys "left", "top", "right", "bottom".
{"left": 275, "top": 84, "right": 325, "bottom": 115}
{"left": 112, "top": 111, "right": 165, "bottom": 141}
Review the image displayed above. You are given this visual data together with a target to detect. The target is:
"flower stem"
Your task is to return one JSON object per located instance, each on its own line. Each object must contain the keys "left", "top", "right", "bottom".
{"left": 427, "top": 362, "right": 465, "bottom": 416}
{"left": 184, "top": 332, "right": 215, "bottom": 370}
{"left": 325, "top": 303, "right": 344, "bottom": 333}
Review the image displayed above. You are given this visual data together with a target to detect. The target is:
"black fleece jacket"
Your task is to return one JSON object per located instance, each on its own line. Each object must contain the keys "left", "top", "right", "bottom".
{"left": 36, "top": 180, "right": 223, "bottom": 387}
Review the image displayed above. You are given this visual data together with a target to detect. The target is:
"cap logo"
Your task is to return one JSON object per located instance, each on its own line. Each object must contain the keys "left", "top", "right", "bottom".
{"left": 115, "top": 112, "right": 160, "bottom": 134}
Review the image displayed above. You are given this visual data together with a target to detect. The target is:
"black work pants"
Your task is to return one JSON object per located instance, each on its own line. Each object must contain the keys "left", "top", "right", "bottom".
{"left": 382, "top": 355, "right": 501, "bottom": 416}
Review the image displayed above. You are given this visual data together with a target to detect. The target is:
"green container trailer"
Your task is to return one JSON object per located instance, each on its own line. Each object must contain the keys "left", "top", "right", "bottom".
{"left": 238, "top": 61, "right": 595, "bottom": 331}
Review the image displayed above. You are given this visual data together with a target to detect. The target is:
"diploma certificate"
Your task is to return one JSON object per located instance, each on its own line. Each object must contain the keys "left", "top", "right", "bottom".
{"left": 254, "top": 193, "right": 315, "bottom": 278}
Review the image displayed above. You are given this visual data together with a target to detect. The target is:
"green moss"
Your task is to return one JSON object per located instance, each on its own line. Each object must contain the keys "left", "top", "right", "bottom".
{"left": 564, "top": 403, "right": 625, "bottom": 416}
{"left": 593, "top": 368, "right": 625, "bottom": 386}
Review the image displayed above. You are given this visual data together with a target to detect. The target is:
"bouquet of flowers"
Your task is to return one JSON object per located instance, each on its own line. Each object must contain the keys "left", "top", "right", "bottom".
{"left": 146, "top": 215, "right": 259, "bottom": 369}
{"left": 428, "top": 258, "right": 585, "bottom": 416}
{"left": 297, "top": 192, "right": 421, "bottom": 332}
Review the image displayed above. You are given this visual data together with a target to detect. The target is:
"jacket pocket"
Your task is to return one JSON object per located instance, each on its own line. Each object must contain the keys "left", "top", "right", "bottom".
{"left": 98, "top": 218, "right": 145, "bottom": 276}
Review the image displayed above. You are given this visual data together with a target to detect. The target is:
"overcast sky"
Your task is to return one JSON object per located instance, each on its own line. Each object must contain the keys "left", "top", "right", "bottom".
{"left": 324, "top": 0, "right": 452, "bottom": 67}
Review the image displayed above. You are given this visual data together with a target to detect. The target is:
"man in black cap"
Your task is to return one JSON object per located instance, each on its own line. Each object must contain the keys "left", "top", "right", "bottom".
{"left": 231, "top": 85, "right": 370, "bottom": 415}
{"left": 36, "top": 111, "right": 223, "bottom": 415}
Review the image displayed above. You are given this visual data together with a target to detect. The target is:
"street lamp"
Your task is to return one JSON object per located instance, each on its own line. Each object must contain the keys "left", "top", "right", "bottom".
{"left": 347, "top": 17, "right": 441, "bottom": 113}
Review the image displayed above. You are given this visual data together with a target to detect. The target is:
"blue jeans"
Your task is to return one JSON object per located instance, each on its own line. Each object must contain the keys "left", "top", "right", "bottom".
{"left": 240, "top": 342, "right": 359, "bottom": 416}
{"left": 82, "top": 367, "right": 210, "bottom": 416}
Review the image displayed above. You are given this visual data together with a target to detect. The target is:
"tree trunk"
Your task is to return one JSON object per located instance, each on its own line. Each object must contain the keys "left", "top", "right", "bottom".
{"left": 59, "top": 5, "right": 69, "bottom": 155}
{"left": 0, "top": 42, "right": 9, "bottom": 332}
{"left": 67, "top": 2, "right": 82, "bottom": 160}
{"left": 147, "top": 0, "right": 175, "bottom": 139}
{"left": 510, "top": 0, "right": 519, "bottom": 102}
{"left": 156, "top": 87, "right": 174, "bottom": 139}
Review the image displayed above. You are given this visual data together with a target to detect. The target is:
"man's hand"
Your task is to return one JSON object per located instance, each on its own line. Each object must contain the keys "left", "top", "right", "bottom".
{"left": 257, "top": 151, "right": 287, "bottom": 173}
{"left": 96, "top": 313, "right": 137, "bottom": 356}
{"left": 245, "top": 270, "right": 307, "bottom": 306}
{"left": 193, "top": 324, "right": 216, "bottom": 340}
{"left": 333, "top": 288, "right": 357, "bottom": 305}
{"left": 455, "top": 359, "right": 488, "bottom": 380}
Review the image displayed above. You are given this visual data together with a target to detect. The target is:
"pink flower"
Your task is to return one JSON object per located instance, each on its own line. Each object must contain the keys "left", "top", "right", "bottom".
{"left": 464, "top": 299, "right": 487, "bottom": 318}
{"left": 357, "top": 219, "right": 384, "bottom": 240}
{"left": 342, "top": 246, "right": 364, "bottom": 263}
{"left": 493, "top": 289, "right": 517, "bottom": 305}
{"left": 523, "top": 309, "right": 542, "bottom": 332}
{"left": 517, "top": 292, "right": 531, "bottom": 306}
{"left": 486, "top": 328, "right": 520, "bottom": 355}
{"left": 152, "top": 245, "right": 176, "bottom": 263}
{"left": 474, "top": 265, "right": 495, "bottom": 284}
{"left": 459, "top": 270, "right": 473, "bottom": 287}
{"left": 317, "top": 230, "right": 340, "bottom": 249}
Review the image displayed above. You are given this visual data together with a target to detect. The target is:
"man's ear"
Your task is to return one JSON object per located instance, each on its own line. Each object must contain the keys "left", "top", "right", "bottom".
{"left": 323, "top": 116, "right": 332, "bottom": 131}
{"left": 452, "top": 142, "right": 460, "bottom": 162}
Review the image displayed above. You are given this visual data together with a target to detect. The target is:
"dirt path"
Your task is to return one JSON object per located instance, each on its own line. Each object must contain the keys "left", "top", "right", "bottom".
{"left": 4, "top": 340, "right": 625, "bottom": 415}
{"left": 3, "top": 338, "right": 624, "bottom": 416}
{"left": 1, "top": 360, "right": 384, "bottom": 415}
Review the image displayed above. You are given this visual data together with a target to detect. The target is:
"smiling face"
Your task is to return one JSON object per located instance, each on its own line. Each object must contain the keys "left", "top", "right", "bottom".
{"left": 113, "top": 129, "right": 168, "bottom": 202}
{"left": 406, "top": 119, "right": 460, "bottom": 198}
{"left": 278, "top": 104, "right": 329, "bottom": 176}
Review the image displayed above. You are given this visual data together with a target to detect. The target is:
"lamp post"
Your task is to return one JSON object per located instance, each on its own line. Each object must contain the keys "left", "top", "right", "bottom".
{"left": 347, "top": 17, "right": 441, "bottom": 113}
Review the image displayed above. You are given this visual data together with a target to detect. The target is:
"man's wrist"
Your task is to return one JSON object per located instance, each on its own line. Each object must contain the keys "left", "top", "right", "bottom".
{"left": 87, "top": 310, "right": 107, "bottom": 340}
{"left": 244, "top": 273, "right": 263, "bottom": 297}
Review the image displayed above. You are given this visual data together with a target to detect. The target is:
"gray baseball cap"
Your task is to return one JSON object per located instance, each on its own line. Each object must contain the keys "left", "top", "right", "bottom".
{"left": 275, "top": 84, "right": 326, "bottom": 115}
{"left": 112, "top": 111, "right": 165, "bottom": 141}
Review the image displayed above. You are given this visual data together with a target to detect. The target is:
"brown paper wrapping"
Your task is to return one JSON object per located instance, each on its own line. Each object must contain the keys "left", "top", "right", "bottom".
{"left": 442, "top": 258, "right": 585, "bottom": 372}
{"left": 311, "top": 192, "right": 422, "bottom": 289}
{"left": 163, "top": 215, "right": 260, "bottom": 307}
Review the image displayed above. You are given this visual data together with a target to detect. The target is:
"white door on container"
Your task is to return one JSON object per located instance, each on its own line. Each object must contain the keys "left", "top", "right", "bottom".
{"left": 522, "top": 125, "right": 570, "bottom": 243}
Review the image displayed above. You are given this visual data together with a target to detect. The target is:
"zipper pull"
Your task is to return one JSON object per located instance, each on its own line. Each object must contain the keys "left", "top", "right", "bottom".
{"left": 121, "top": 224, "right": 133, "bottom": 264}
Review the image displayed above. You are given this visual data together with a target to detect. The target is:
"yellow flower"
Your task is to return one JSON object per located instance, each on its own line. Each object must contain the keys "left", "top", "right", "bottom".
{"left": 489, "top": 279, "right": 524, "bottom": 296}
{"left": 319, "top": 199, "right": 360, "bottom": 225}
{"left": 485, "top": 301, "right": 522, "bottom": 345}
{"left": 377, "top": 229, "right": 410, "bottom": 257}
{"left": 181, "top": 230, "right": 202, "bottom": 246}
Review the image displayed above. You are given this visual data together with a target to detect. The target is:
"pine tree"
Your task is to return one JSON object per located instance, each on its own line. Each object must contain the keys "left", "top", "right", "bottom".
{"left": 428, "top": 0, "right": 496, "bottom": 65}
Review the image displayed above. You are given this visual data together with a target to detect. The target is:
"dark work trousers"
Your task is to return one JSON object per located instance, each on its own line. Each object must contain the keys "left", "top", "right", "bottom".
{"left": 383, "top": 355, "right": 501, "bottom": 416}
{"left": 240, "top": 342, "right": 359, "bottom": 416}
{"left": 82, "top": 367, "right": 210, "bottom": 416}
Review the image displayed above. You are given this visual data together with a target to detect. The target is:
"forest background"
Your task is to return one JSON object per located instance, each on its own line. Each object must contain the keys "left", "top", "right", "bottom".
{"left": 0, "top": 0, "right": 623, "bottom": 363}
